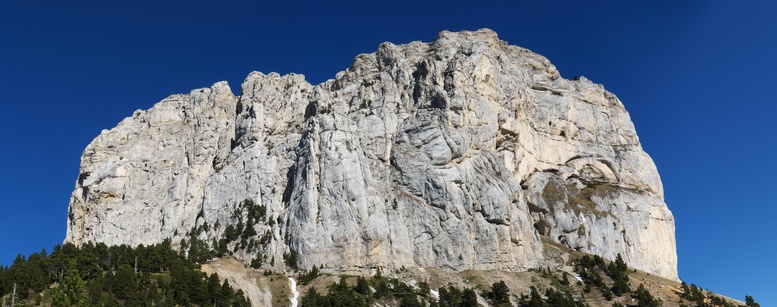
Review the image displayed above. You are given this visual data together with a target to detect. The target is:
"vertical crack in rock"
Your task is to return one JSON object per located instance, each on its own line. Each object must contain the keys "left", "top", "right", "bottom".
{"left": 65, "top": 29, "right": 677, "bottom": 280}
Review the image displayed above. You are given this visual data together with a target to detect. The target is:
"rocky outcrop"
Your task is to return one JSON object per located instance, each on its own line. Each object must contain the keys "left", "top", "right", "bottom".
{"left": 66, "top": 29, "right": 677, "bottom": 280}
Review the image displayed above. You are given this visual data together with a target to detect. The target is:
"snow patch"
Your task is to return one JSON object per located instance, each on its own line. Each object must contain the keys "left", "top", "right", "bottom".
{"left": 430, "top": 289, "right": 440, "bottom": 301}
{"left": 289, "top": 277, "right": 299, "bottom": 307}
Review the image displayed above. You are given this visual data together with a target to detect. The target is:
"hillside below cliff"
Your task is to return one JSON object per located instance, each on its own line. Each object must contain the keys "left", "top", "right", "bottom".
{"left": 66, "top": 29, "right": 677, "bottom": 280}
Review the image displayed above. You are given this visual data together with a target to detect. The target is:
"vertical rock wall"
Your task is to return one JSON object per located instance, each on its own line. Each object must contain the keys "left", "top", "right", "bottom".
{"left": 66, "top": 29, "right": 677, "bottom": 280}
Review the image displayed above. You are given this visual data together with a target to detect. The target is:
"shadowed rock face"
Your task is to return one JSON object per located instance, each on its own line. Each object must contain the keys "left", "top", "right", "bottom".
{"left": 66, "top": 29, "right": 678, "bottom": 280}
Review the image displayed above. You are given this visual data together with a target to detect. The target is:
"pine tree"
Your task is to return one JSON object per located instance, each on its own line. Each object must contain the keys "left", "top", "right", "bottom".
{"left": 9, "top": 254, "right": 34, "bottom": 299}
{"left": 354, "top": 276, "right": 370, "bottom": 295}
{"left": 520, "top": 286, "right": 547, "bottom": 307}
{"left": 745, "top": 295, "right": 760, "bottom": 307}
{"left": 488, "top": 280, "right": 511, "bottom": 306}
{"left": 438, "top": 285, "right": 462, "bottom": 307}
{"left": 634, "top": 284, "right": 660, "bottom": 307}
{"left": 300, "top": 287, "right": 328, "bottom": 307}
{"left": 207, "top": 273, "right": 221, "bottom": 305}
{"left": 112, "top": 263, "right": 138, "bottom": 302}
{"left": 218, "top": 279, "right": 235, "bottom": 307}
{"left": 51, "top": 260, "right": 88, "bottom": 307}
{"left": 461, "top": 288, "right": 478, "bottom": 307}
{"left": 561, "top": 272, "right": 570, "bottom": 286}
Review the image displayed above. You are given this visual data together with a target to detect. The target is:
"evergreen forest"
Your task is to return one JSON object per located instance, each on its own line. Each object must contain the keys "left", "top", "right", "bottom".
{"left": 0, "top": 240, "right": 250, "bottom": 306}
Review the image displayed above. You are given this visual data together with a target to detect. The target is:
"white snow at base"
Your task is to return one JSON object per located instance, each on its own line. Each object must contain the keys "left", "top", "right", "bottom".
{"left": 430, "top": 289, "right": 440, "bottom": 301}
{"left": 289, "top": 277, "right": 299, "bottom": 307}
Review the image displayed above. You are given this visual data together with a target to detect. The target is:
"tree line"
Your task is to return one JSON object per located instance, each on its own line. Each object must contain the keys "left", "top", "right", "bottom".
{"left": 0, "top": 239, "right": 250, "bottom": 306}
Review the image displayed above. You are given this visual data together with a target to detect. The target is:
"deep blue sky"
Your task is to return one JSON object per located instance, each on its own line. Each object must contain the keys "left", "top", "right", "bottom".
{"left": 2, "top": 1, "right": 775, "bottom": 304}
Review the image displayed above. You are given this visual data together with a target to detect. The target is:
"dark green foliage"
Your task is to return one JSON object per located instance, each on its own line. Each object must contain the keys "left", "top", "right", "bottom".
{"left": 112, "top": 264, "right": 138, "bottom": 301}
{"left": 522, "top": 286, "right": 546, "bottom": 307}
{"left": 354, "top": 276, "right": 370, "bottom": 295}
{"left": 544, "top": 287, "right": 586, "bottom": 307}
{"left": 594, "top": 255, "right": 606, "bottom": 268}
{"left": 517, "top": 286, "right": 586, "bottom": 307}
{"left": 186, "top": 231, "right": 214, "bottom": 264}
{"left": 461, "top": 288, "right": 478, "bottom": 307}
{"left": 51, "top": 259, "right": 88, "bottom": 307}
{"left": 235, "top": 220, "right": 245, "bottom": 239}
{"left": 87, "top": 277, "right": 103, "bottom": 306}
{"left": 373, "top": 278, "right": 390, "bottom": 299}
{"left": 301, "top": 287, "right": 330, "bottom": 307}
{"left": 299, "top": 273, "right": 440, "bottom": 307}
{"left": 580, "top": 266, "right": 606, "bottom": 288}
{"left": 745, "top": 295, "right": 760, "bottom": 307}
{"left": 707, "top": 294, "right": 736, "bottom": 307}
{"left": 7, "top": 254, "right": 34, "bottom": 299}
{"left": 0, "top": 240, "right": 250, "bottom": 306}
{"left": 299, "top": 276, "right": 369, "bottom": 306}
{"left": 299, "top": 264, "right": 320, "bottom": 285}
{"left": 28, "top": 249, "right": 52, "bottom": 291}
{"left": 607, "top": 254, "right": 631, "bottom": 296}
{"left": 561, "top": 272, "right": 570, "bottom": 286}
{"left": 681, "top": 282, "right": 707, "bottom": 306}
{"left": 217, "top": 199, "right": 273, "bottom": 264}
{"left": 241, "top": 221, "right": 257, "bottom": 240}
{"left": 602, "top": 286, "right": 613, "bottom": 301}
{"left": 234, "top": 289, "right": 251, "bottom": 307}
{"left": 418, "top": 281, "right": 430, "bottom": 297}
{"left": 613, "top": 253, "right": 627, "bottom": 272}
{"left": 438, "top": 285, "right": 462, "bottom": 307}
{"left": 633, "top": 283, "right": 661, "bottom": 307}
{"left": 484, "top": 280, "right": 511, "bottom": 306}
{"left": 219, "top": 279, "right": 236, "bottom": 306}
{"left": 52, "top": 243, "right": 80, "bottom": 281}
{"left": 610, "top": 275, "right": 630, "bottom": 297}
{"left": 679, "top": 280, "right": 738, "bottom": 307}
{"left": 284, "top": 250, "right": 299, "bottom": 269}
{"left": 250, "top": 254, "right": 263, "bottom": 269}
{"left": 0, "top": 240, "right": 756, "bottom": 307}
{"left": 400, "top": 294, "right": 423, "bottom": 307}
{"left": 259, "top": 230, "right": 272, "bottom": 245}
{"left": 224, "top": 224, "right": 238, "bottom": 242}
{"left": 328, "top": 276, "right": 369, "bottom": 306}
{"left": 188, "top": 221, "right": 236, "bottom": 264}
{"left": 574, "top": 253, "right": 631, "bottom": 299}
{"left": 242, "top": 198, "right": 267, "bottom": 224}
{"left": 438, "top": 284, "right": 479, "bottom": 307}
{"left": 216, "top": 238, "right": 229, "bottom": 257}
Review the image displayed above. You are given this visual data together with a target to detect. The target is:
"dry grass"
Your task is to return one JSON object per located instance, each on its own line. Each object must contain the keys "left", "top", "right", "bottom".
{"left": 202, "top": 253, "right": 744, "bottom": 307}
{"left": 541, "top": 176, "right": 617, "bottom": 219}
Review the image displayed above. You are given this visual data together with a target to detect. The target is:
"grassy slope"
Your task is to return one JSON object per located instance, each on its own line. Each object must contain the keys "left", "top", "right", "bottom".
{"left": 201, "top": 249, "right": 746, "bottom": 307}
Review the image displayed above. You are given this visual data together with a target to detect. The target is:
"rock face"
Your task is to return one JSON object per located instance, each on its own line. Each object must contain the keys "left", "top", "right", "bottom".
{"left": 66, "top": 29, "right": 678, "bottom": 280}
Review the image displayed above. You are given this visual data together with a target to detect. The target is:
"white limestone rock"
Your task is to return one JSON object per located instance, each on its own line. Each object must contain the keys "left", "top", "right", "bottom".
{"left": 66, "top": 29, "right": 678, "bottom": 280}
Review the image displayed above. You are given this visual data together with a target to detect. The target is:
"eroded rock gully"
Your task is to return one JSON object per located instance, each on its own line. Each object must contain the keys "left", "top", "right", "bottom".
{"left": 66, "top": 29, "right": 677, "bottom": 280}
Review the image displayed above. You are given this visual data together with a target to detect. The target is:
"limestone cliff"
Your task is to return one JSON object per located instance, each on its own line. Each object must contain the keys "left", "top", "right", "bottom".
{"left": 66, "top": 29, "right": 678, "bottom": 280}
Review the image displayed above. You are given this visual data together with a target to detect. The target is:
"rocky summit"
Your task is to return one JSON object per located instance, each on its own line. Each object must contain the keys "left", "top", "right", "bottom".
{"left": 66, "top": 29, "right": 678, "bottom": 280}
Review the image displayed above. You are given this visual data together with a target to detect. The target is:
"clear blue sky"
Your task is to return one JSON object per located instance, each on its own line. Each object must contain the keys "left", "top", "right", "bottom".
{"left": 1, "top": 1, "right": 775, "bottom": 304}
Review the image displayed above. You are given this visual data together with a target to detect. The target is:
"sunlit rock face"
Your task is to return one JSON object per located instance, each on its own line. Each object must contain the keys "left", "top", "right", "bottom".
{"left": 66, "top": 29, "right": 677, "bottom": 280}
